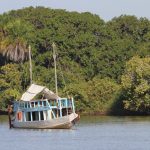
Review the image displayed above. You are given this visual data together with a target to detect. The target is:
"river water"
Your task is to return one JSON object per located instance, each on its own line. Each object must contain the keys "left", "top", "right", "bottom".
{"left": 0, "top": 115, "right": 150, "bottom": 150}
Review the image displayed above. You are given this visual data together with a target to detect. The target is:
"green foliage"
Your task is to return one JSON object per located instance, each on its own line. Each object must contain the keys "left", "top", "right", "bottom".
{"left": 86, "top": 77, "right": 121, "bottom": 113}
{"left": 65, "top": 82, "right": 89, "bottom": 112}
{"left": 65, "top": 77, "right": 121, "bottom": 114}
{"left": 0, "top": 64, "right": 22, "bottom": 109}
{"left": 121, "top": 56, "right": 150, "bottom": 113}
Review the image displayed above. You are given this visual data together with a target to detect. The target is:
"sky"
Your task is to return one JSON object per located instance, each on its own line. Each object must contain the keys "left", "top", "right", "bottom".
{"left": 0, "top": 0, "right": 150, "bottom": 21}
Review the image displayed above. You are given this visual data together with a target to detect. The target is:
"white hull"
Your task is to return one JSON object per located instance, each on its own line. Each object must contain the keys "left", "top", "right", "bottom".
{"left": 12, "top": 113, "right": 78, "bottom": 129}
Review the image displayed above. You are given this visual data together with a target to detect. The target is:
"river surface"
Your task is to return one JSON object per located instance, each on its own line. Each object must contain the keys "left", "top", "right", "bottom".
{"left": 0, "top": 115, "right": 150, "bottom": 150}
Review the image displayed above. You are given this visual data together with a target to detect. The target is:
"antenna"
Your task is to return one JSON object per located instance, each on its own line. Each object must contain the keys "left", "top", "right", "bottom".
{"left": 52, "top": 42, "right": 58, "bottom": 95}
{"left": 29, "top": 45, "right": 32, "bottom": 85}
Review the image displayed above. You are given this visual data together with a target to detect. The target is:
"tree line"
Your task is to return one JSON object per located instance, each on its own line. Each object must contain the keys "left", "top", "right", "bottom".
{"left": 0, "top": 7, "right": 150, "bottom": 115}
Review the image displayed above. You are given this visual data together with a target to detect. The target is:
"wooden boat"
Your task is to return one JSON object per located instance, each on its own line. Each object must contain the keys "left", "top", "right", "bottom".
{"left": 11, "top": 84, "right": 78, "bottom": 129}
{"left": 9, "top": 43, "right": 79, "bottom": 129}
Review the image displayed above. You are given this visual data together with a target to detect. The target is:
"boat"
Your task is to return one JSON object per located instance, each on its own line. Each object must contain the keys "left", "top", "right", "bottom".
{"left": 10, "top": 84, "right": 78, "bottom": 129}
{"left": 9, "top": 43, "right": 79, "bottom": 129}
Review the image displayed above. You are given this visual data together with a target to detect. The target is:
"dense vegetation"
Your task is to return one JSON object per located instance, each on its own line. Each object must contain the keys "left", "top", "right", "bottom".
{"left": 0, "top": 7, "right": 150, "bottom": 115}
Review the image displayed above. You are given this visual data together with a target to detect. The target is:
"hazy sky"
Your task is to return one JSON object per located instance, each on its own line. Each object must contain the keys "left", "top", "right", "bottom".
{"left": 0, "top": 0, "right": 150, "bottom": 21}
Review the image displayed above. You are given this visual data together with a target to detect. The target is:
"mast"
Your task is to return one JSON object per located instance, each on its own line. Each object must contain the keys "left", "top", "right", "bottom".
{"left": 52, "top": 42, "right": 58, "bottom": 95}
{"left": 29, "top": 45, "right": 32, "bottom": 85}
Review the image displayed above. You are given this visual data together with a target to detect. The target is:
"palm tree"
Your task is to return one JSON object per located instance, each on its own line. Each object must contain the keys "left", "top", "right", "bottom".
{"left": 1, "top": 37, "right": 28, "bottom": 62}
{"left": 0, "top": 19, "right": 33, "bottom": 62}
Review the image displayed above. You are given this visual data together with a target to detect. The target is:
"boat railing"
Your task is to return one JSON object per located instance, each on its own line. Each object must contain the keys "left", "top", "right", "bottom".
{"left": 14, "top": 98, "right": 73, "bottom": 111}
{"left": 59, "top": 98, "right": 72, "bottom": 108}
{"left": 14, "top": 100, "right": 50, "bottom": 111}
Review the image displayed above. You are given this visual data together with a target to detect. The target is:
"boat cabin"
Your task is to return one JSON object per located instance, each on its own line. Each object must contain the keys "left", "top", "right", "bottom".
{"left": 13, "top": 98, "right": 75, "bottom": 122}
{"left": 12, "top": 84, "right": 75, "bottom": 123}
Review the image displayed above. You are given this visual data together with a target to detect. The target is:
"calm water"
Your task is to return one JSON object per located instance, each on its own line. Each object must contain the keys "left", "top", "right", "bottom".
{"left": 0, "top": 115, "right": 150, "bottom": 150}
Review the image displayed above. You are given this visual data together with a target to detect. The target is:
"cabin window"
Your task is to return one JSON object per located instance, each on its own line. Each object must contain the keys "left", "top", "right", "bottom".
{"left": 31, "top": 102, "right": 34, "bottom": 108}
{"left": 62, "top": 108, "right": 68, "bottom": 116}
{"left": 19, "top": 103, "right": 24, "bottom": 108}
{"left": 40, "top": 111, "right": 44, "bottom": 120}
{"left": 49, "top": 100, "right": 56, "bottom": 106}
{"left": 61, "top": 99, "right": 66, "bottom": 107}
{"left": 52, "top": 109, "right": 60, "bottom": 118}
{"left": 25, "top": 102, "right": 28, "bottom": 108}
{"left": 43, "top": 101, "right": 47, "bottom": 106}
{"left": 68, "top": 100, "right": 72, "bottom": 107}
{"left": 35, "top": 102, "right": 38, "bottom": 107}
{"left": 26, "top": 112, "right": 31, "bottom": 121}
{"left": 32, "top": 111, "right": 39, "bottom": 121}
{"left": 39, "top": 101, "right": 42, "bottom": 107}
{"left": 26, "top": 111, "right": 44, "bottom": 121}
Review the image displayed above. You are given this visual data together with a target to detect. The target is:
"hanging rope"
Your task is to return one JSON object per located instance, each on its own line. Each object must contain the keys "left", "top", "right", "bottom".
{"left": 58, "top": 61, "right": 69, "bottom": 97}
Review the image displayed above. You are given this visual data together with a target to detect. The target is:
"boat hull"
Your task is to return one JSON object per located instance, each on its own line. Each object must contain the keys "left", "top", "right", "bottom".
{"left": 11, "top": 113, "right": 78, "bottom": 129}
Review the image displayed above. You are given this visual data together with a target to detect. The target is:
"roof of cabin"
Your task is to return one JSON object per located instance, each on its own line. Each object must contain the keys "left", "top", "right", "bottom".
{"left": 21, "top": 84, "right": 60, "bottom": 101}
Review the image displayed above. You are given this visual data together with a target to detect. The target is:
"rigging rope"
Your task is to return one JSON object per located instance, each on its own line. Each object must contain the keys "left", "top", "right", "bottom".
{"left": 58, "top": 60, "right": 69, "bottom": 97}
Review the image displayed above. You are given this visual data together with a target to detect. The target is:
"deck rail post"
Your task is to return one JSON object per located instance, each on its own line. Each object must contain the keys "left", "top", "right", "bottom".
{"left": 71, "top": 97, "right": 75, "bottom": 113}
{"left": 39, "top": 111, "right": 41, "bottom": 121}
{"left": 59, "top": 99, "right": 62, "bottom": 117}
{"left": 30, "top": 112, "right": 33, "bottom": 121}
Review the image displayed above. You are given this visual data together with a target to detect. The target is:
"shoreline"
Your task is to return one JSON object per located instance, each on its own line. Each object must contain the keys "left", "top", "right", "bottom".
{"left": 78, "top": 110, "right": 150, "bottom": 116}
{"left": 0, "top": 110, "right": 149, "bottom": 116}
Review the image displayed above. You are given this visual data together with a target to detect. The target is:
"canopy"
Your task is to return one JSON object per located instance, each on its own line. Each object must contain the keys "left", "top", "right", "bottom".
{"left": 21, "top": 84, "right": 60, "bottom": 101}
